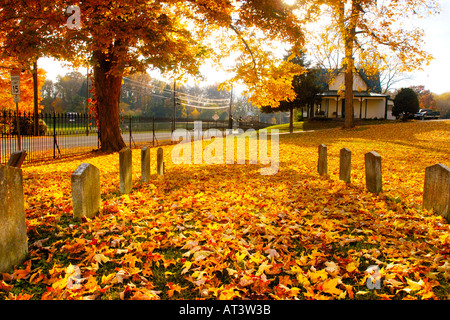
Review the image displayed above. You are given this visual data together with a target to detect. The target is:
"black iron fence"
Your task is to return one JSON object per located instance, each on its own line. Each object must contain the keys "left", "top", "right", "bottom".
{"left": 1, "top": 111, "right": 99, "bottom": 165}
{"left": 1, "top": 111, "right": 270, "bottom": 166}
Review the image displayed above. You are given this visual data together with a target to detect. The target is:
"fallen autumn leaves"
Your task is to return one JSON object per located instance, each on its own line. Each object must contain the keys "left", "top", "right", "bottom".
{"left": 1, "top": 120, "right": 449, "bottom": 300}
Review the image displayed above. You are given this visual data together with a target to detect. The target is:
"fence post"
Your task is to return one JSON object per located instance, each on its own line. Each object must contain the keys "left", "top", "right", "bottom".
{"left": 15, "top": 111, "right": 21, "bottom": 150}
{"left": 129, "top": 115, "right": 132, "bottom": 149}
{"left": 85, "top": 113, "right": 89, "bottom": 136}
{"left": 152, "top": 116, "right": 155, "bottom": 147}
{"left": 53, "top": 112, "right": 56, "bottom": 159}
{"left": 97, "top": 121, "right": 100, "bottom": 149}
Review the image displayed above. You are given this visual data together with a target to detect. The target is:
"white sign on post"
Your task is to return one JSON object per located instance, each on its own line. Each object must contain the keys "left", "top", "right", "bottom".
{"left": 10, "top": 69, "right": 20, "bottom": 96}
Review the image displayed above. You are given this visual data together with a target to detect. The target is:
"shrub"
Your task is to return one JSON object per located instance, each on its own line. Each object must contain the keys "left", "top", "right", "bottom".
{"left": 393, "top": 88, "right": 420, "bottom": 119}
{"left": 11, "top": 117, "right": 48, "bottom": 135}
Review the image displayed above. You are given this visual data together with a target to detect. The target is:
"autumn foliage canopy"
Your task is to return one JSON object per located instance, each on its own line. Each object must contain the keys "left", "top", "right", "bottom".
{"left": 0, "top": 57, "right": 46, "bottom": 113}
{"left": 0, "top": 0, "right": 307, "bottom": 151}
{"left": 0, "top": 0, "right": 440, "bottom": 149}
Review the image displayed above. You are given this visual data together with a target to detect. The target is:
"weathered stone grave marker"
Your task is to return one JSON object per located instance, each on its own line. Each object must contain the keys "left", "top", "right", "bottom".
{"left": 71, "top": 163, "right": 101, "bottom": 220}
{"left": 318, "top": 144, "right": 327, "bottom": 176}
{"left": 423, "top": 163, "right": 450, "bottom": 223}
{"left": 141, "top": 146, "right": 151, "bottom": 182}
{"left": 157, "top": 147, "right": 164, "bottom": 176}
{"left": 0, "top": 165, "right": 28, "bottom": 273}
{"left": 119, "top": 147, "right": 132, "bottom": 194}
{"left": 339, "top": 148, "right": 351, "bottom": 183}
{"left": 365, "top": 151, "right": 382, "bottom": 193}
{"left": 7, "top": 150, "right": 27, "bottom": 168}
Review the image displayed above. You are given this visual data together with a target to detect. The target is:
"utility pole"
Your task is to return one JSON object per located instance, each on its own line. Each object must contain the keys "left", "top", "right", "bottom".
{"left": 85, "top": 66, "right": 89, "bottom": 136}
{"left": 228, "top": 87, "right": 233, "bottom": 130}
{"left": 33, "top": 61, "right": 39, "bottom": 136}
{"left": 85, "top": 66, "right": 89, "bottom": 114}
{"left": 173, "top": 79, "right": 176, "bottom": 132}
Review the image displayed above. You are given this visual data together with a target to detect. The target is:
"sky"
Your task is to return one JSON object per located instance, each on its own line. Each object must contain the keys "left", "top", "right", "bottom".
{"left": 40, "top": 0, "right": 450, "bottom": 95}
{"left": 393, "top": 0, "right": 450, "bottom": 95}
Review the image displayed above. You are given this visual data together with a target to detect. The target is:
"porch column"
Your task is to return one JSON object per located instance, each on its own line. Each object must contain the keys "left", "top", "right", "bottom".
{"left": 335, "top": 98, "right": 339, "bottom": 118}
{"left": 384, "top": 96, "right": 388, "bottom": 119}
{"left": 365, "top": 99, "right": 368, "bottom": 119}
{"left": 359, "top": 97, "right": 363, "bottom": 119}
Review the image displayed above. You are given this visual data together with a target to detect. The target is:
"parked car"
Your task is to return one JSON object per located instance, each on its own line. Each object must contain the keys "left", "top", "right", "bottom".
{"left": 432, "top": 110, "right": 440, "bottom": 119}
{"left": 414, "top": 109, "right": 440, "bottom": 120}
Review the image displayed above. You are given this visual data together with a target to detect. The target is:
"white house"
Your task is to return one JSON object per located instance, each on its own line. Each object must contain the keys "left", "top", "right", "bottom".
{"left": 313, "top": 69, "right": 395, "bottom": 120}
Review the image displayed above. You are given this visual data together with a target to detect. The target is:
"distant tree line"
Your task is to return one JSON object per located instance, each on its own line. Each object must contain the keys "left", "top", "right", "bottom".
{"left": 39, "top": 71, "right": 279, "bottom": 123}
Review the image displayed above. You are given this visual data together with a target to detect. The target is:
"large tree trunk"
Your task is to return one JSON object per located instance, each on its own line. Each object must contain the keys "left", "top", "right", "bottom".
{"left": 93, "top": 50, "right": 126, "bottom": 153}
{"left": 343, "top": 1, "right": 358, "bottom": 129}
{"left": 344, "top": 57, "right": 354, "bottom": 129}
{"left": 289, "top": 106, "right": 294, "bottom": 133}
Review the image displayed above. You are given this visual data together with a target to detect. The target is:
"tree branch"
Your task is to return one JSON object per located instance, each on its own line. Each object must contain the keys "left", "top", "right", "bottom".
{"left": 229, "top": 24, "right": 257, "bottom": 70}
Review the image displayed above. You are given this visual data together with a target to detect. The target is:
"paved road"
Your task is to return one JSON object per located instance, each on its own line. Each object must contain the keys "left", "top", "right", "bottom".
{"left": 0, "top": 131, "right": 180, "bottom": 164}
{"left": 0, "top": 128, "right": 232, "bottom": 163}
{"left": 1, "top": 131, "right": 175, "bottom": 152}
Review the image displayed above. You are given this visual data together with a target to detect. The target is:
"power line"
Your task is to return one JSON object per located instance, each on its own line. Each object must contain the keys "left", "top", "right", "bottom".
{"left": 122, "top": 76, "right": 232, "bottom": 110}
{"left": 180, "top": 102, "right": 230, "bottom": 109}
{"left": 177, "top": 91, "right": 230, "bottom": 103}
{"left": 122, "top": 76, "right": 231, "bottom": 102}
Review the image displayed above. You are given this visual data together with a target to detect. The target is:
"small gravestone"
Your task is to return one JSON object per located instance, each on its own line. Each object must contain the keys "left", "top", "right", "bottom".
{"left": 0, "top": 165, "right": 28, "bottom": 273}
{"left": 71, "top": 163, "right": 101, "bottom": 220}
{"left": 423, "top": 163, "right": 450, "bottom": 222}
{"left": 141, "top": 146, "right": 151, "bottom": 182}
{"left": 339, "top": 148, "right": 351, "bottom": 183}
{"left": 157, "top": 147, "right": 164, "bottom": 176}
{"left": 365, "top": 151, "right": 382, "bottom": 193}
{"left": 318, "top": 144, "right": 327, "bottom": 176}
{"left": 119, "top": 147, "right": 132, "bottom": 194}
{"left": 7, "top": 150, "right": 27, "bottom": 168}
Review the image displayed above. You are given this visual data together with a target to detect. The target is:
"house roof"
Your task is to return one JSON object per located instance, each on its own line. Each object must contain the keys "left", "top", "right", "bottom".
{"left": 317, "top": 68, "right": 383, "bottom": 93}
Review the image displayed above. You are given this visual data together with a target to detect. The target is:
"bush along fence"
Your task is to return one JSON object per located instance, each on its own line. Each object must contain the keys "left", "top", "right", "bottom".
{"left": 0, "top": 111, "right": 271, "bottom": 166}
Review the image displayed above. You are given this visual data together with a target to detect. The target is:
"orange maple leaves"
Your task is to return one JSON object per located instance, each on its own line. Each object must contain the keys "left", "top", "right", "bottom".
{"left": 0, "top": 60, "right": 46, "bottom": 113}
{"left": 1, "top": 120, "right": 449, "bottom": 300}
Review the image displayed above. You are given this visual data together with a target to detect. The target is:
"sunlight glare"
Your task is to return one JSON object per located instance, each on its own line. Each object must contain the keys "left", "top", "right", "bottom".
{"left": 283, "top": 0, "right": 296, "bottom": 5}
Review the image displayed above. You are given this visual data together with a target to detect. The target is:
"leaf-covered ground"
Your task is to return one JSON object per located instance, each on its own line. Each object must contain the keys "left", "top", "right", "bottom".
{"left": 1, "top": 120, "right": 449, "bottom": 300}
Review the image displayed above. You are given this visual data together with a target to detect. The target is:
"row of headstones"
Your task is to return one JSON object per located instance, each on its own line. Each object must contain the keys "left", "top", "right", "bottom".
{"left": 317, "top": 144, "right": 450, "bottom": 222}
{"left": 72, "top": 146, "right": 165, "bottom": 220}
{"left": 0, "top": 147, "right": 165, "bottom": 273}
{"left": 1, "top": 146, "right": 449, "bottom": 273}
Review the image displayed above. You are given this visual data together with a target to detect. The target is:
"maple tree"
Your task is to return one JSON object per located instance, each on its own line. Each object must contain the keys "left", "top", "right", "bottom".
{"left": 261, "top": 53, "right": 324, "bottom": 133}
{"left": 302, "top": 0, "right": 438, "bottom": 128}
{"left": 1, "top": 120, "right": 449, "bottom": 300}
{"left": 0, "top": 57, "right": 46, "bottom": 114}
{"left": 409, "top": 85, "right": 436, "bottom": 110}
{"left": 436, "top": 92, "right": 450, "bottom": 119}
{"left": 0, "top": 0, "right": 305, "bottom": 152}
